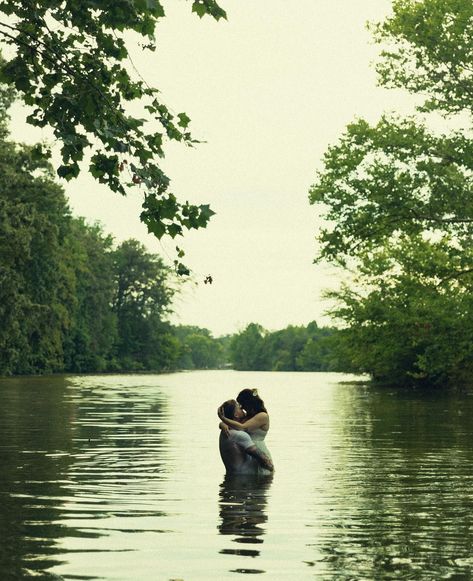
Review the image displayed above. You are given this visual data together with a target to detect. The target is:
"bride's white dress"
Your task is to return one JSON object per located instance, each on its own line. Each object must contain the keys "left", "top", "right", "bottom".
{"left": 249, "top": 428, "right": 272, "bottom": 476}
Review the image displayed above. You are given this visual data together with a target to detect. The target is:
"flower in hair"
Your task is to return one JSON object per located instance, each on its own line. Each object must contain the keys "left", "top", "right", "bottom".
{"left": 252, "top": 388, "right": 258, "bottom": 396}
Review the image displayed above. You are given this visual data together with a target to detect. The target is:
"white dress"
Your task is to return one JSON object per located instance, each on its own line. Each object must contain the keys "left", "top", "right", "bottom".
{"left": 248, "top": 428, "right": 272, "bottom": 476}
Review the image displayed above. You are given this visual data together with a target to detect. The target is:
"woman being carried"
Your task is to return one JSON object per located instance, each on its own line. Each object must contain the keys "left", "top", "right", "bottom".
{"left": 218, "top": 388, "right": 273, "bottom": 476}
{"left": 218, "top": 398, "right": 273, "bottom": 474}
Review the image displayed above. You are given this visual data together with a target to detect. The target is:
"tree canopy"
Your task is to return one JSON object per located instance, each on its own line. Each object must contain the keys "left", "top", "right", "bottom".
{"left": 0, "top": 1, "right": 226, "bottom": 272}
{"left": 373, "top": 0, "right": 473, "bottom": 114}
{"left": 310, "top": 0, "right": 473, "bottom": 387}
{"left": 0, "top": 89, "right": 179, "bottom": 374}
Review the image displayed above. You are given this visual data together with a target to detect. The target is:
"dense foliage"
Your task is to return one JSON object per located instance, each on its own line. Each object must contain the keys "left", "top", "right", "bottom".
{"left": 0, "top": 1, "right": 226, "bottom": 273}
{"left": 0, "top": 96, "right": 345, "bottom": 376}
{"left": 2, "top": 88, "right": 349, "bottom": 375}
{"left": 310, "top": 0, "right": 473, "bottom": 387}
{"left": 0, "top": 86, "right": 180, "bottom": 374}
{"left": 229, "top": 322, "right": 346, "bottom": 372}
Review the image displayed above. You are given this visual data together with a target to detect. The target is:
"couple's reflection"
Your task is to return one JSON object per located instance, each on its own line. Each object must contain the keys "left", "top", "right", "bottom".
{"left": 218, "top": 473, "right": 272, "bottom": 559}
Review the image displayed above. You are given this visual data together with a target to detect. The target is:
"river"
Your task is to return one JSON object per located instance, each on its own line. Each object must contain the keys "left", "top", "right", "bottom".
{"left": 1, "top": 370, "right": 473, "bottom": 580}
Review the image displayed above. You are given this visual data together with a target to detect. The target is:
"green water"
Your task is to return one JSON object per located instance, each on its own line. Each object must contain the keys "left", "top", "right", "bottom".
{"left": 1, "top": 371, "right": 472, "bottom": 580}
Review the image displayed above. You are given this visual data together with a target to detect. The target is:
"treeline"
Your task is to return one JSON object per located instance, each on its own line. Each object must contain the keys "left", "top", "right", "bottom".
{"left": 0, "top": 174, "right": 235, "bottom": 373}
{"left": 1, "top": 155, "right": 178, "bottom": 374}
{"left": 0, "top": 92, "right": 336, "bottom": 375}
{"left": 0, "top": 131, "right": 228, "bottom": 373}
{"left": 0, "top": 84, "right": 216, "bottom": 375}
{"left": 0, "top": 85, "right": 346, "bottom": 377}
{"left": 174, "top": 326, "right": 231, "bottom": 370}
{"left": 229, "top": 322, "right": 346, "bottom": 372}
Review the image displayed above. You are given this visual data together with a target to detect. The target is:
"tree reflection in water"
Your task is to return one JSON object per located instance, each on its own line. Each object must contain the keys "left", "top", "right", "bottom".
{"left": 0, "top": 376, "right": 171, "bottom": 581}
{"left": 308, "top": 385, "right": 473, "bottom": 579}
{"left": 218, "top": 473, "right": 273, "bottom": 574}
{"left": 0, "top": 376, "right": 76, "bottom": 580}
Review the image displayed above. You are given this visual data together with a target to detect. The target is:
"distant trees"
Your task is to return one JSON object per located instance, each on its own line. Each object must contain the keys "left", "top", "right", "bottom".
{"left": 62, "top": 219, "right": 118, "bottom": 372}
{"left": 173, "top": 326, "right": 229, "bottom": 370}
{"left": 229, "top": 322, "right": 346, "bottom": 372}
{"left": 229, "top": 323, "right": 268, "bottom": 371}
{"left": 310, "top": 0, "right": 473, "bottom": 387}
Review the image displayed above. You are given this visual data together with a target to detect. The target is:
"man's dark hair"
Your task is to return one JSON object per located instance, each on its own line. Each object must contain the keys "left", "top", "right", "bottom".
{"left": 223, "top": 399, "right": 237, "bottom": 419}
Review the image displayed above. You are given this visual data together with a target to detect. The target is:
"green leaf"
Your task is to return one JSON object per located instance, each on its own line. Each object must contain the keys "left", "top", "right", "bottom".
{"left": 168, "top": 223, "right": 183, "bottom": 238}
{"left": 176, "top": 262, "right": 190, "bottom": 276}
{"left": 0, "top": 0, "right": 224, "bottom": 246}
{"left": 57, "top": 163, "right": 80, "bottom": 180}
{"left": 144, "top": 216, "right": 166, "bottom": 239}
{"left": 192, "top": 2, "right": 207, "bottom": 18}
{"left": 177, "top": 112, "right": 191, "bottom": 129}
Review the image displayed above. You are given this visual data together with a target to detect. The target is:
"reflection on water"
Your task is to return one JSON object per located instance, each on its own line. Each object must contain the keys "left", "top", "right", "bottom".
{"left": 1, "top": 371, "right": 473, "bottom": 580}
{"left": 307, "top": 386, "right": 473, "bottom": 579}
{"left": 0, "top": 376, "right": 74, "bottom": 580}
{"left": 218, "top": 474, "right": 272, "bottom": 573}
{"left": 0, "top": 375, "right": 171, "bottom": 580}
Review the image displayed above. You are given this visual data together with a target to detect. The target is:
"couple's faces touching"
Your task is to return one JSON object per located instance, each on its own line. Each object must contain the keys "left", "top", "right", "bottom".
{"left": 234, "top": 402, "right": 246, "bottom": 420}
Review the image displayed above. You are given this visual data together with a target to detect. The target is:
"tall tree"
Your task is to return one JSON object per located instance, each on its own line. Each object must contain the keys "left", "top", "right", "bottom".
{"left": 0, "top": 87, "right": 185, "bottom": 374}
{"left": 0, "top": 110, "right": 74, "bottom": 374}
{"left": 263, "top": 325, "right": 309, "bottom": 371}
{"left": 373, "top": 0, "right": 473, "bottom": 115}
{"left": 229, "top": 323, "right": 269, "bottom": 371}
{"left": 62, "top": 219, "right": 117, "bottom": 372}
{"left": 112, "top": 239, "right": 177, "bottom": 370}
{"left": 174, "top": 325, "right": 226, "bottom": 369}
{"left": 310, "top": 116, "right": 473, "bottom": 266}
{"left": 310, "top": 0, "right": 473, "bottom": 386}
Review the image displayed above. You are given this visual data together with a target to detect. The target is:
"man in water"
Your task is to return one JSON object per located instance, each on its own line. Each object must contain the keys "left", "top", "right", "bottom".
{"left": 218, "top": 399, "right": 273, "bottom": 474}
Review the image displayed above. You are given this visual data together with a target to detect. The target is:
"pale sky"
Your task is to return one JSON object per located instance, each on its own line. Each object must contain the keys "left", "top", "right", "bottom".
{"left": 9, "top": 0, "right": 417, "bottom": 337}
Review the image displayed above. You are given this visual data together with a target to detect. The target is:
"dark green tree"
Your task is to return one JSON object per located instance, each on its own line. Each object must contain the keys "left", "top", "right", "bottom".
{"left": 0, "top": 87, "right": 76, "bottom": 374}
{"left": 229, "top": 323, "right": 269, "bottom": 371}
{"left": 296, "top": 323, "right": 341, "bottom": 371}
{"left": 264, "top": 325, "right": 308, "bottom": 371}
{"left": 228, "top": 321, "right": 344, "bottom": 372}
{"left": 310, "top": 0, "right": 473, "bottom": 386}
{"left": 0, "top": 86, "right": 185, "bottom": 375}
{"left": 62, "top": 219, "right": 117, "bottom": 372}
{"left": 324, "top": 236, "right": 473, "bottom": 385}
{"left": 174, "top": 325, "right": 226, "bottom": 369}
{"left": 182, "top": 334, "right": 222, "bottom": 369}
{"left": 112, "top": 239, "right": 177, "bottom": 371}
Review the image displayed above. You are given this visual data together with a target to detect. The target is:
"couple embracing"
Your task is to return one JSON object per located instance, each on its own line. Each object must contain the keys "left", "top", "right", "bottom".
{"left": 218, "top": 388, "right": 274, "bottom": 475}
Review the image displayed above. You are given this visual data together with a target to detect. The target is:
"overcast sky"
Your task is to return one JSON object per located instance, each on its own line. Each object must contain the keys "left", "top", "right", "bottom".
{"left": 10, "top": 0, "right": 417, "bottom": 337}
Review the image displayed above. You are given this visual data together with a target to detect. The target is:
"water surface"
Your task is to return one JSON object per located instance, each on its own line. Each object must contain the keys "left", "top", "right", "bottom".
{"left": 1, "top": 371, "right": 473, "bottom": 580}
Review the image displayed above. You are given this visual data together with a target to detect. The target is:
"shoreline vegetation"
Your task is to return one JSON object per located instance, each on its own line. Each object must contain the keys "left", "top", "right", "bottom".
{"left": 2, "top": 1, "right": 473, "bottom": 388}
{"left": 308, "top": 0, "right": 473, "bottom": 389}
{"left": 0, "top": 85, "right": 348, "bottom": 379}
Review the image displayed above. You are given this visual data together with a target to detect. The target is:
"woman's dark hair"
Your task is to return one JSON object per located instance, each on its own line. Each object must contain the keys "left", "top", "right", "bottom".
{"left": 236, "top": 388, "right": 267, "bottom": 415}
{"left": 222, "top": 399, "right": 237, "bottom": 419}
